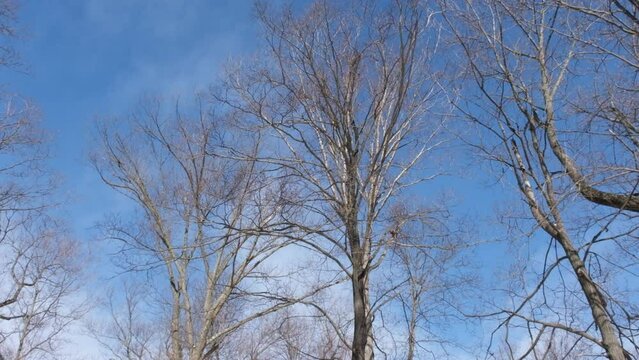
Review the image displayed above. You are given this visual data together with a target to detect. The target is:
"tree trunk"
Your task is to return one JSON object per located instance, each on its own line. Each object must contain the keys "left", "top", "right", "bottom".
{"left": 170, "top": 289, "right": 182, "bottom": 360}
{"left": 406, "top": 295, "right": 418, "bottom": 360}
{"left": 351, "top": 262, "right": 373, "bottom": 360}
{"left": 557, "top": 231, "right": 626, "bottom": 360}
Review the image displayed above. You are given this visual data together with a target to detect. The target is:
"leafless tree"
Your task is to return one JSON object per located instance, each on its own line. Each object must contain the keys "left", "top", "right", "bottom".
{"left": 92, "top": 98, "right": 337, "bottom": 360}
{"left": 0, "top": 218, "right": 83, "bottom": 360}
{"left": 442, "top": 0, "right": 639, "bottom": 359}
{"left": 0, "top": 2, "right": 85, "bottom": 358}
{"left": 0, "top": 98, "right": 84, "bottom": 360}
{"left": 87, "top": 284, "right": 161, "bottom": 360}
{"left": 217, "top": 301, "right": 352, "bottom": 360}
{"left": 377, "top": 202, "right": 469, "bottom": 360}
{"left": 493, "top": 327, "right": 598, "bottom": 359}
{"left": 216, "top": 1, "right": 446, "bottom": 358}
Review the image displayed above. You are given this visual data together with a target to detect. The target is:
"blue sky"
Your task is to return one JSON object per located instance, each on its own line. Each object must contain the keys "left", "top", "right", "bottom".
{"left": 4, "top": 0, "right": 259, "bottom": 236}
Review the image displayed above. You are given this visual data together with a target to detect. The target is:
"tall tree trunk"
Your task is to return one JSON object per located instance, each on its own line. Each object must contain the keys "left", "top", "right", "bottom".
{"left": 170, "top": 289, "right": 182, "bottom": 360}
{"left": 351, "top": 261, "right": 373, "bottom": 360}
{"left": 406, "top": 295, "right": 418, "bottom": 360}
{"left": 557, "top": 231, "right": 626, "bottom": 360}
{"left": 348, "top": 206, "right": 374, "bottom": 360}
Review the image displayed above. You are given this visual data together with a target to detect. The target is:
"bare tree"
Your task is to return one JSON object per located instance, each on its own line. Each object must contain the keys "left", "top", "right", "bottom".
{"left": 442, "top": 0, "right": 639, "bottom": 359}
{"left": 493, "top": 327, "right": 598, "bottom": 360}
{"left": 217, "top": 1, "right": 445, "bottom": 358}
{"left": 378, "top": 203, "right": 468, "bottom": 360}
{"left": 92, "top": 98, "right": 336, "bottom": 360}
{"left": 0, "top": 99, "right": 84, "bottom": 360}
{"left": 0, "top": 217, "right": 83, "bottom": 360}
{"left": 0, "top": 2, "right": 85, "bottom": 358}
{"left": 87, "top": 284, "right": 161, "bottom": 360}
{"left": 218, "top": 302, "right": 352, "bottom": 360}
